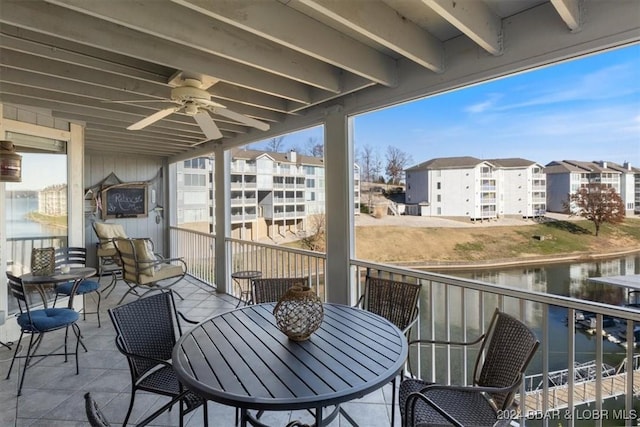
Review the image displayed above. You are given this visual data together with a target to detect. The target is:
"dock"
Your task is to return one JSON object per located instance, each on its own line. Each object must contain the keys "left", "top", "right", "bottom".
{"left": 521, "top": 356, "right": 640, "bottom": 415}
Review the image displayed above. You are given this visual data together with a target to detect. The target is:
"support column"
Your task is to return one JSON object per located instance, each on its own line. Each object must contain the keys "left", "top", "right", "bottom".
{"left": 324, "top": 105, "right": 354, "bottom": 304}
{"left": 214, "top": 145, "right": 230, "bottom": 294}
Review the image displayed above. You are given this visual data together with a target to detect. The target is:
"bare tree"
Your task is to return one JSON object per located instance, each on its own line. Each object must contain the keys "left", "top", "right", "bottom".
{"left": 358, "top": 144, "right": 382, "bottom": 182}
{"left": 266, "top": 136, "right": 286, "bottom": 152}
{"left": 385, "top": 146, "right": 412, "bottom": 185}
{"left": 305, "top": 137, "right": 324, "bottom": 158}
{"left": 300, "top": 214, "right": 325, "bottom": 252}
{"left": 567, "top": 183, "right": 625, "bottom": 236}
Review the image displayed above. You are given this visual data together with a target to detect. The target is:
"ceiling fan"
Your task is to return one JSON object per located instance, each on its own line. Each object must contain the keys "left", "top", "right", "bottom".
{"left": 125, "top": 77, "right": 270, "bottom": 142}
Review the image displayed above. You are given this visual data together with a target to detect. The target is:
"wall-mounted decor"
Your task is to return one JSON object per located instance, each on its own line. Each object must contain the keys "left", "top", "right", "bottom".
{"left": 101, "top": 183, "right": 148, "bottom": 219}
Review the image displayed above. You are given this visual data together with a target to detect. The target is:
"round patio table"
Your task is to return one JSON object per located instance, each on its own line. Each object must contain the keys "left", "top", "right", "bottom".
{"left": 20, "top": 267, "right": 97, "bottom": 308}
{"left": 173, "top": 303, "right": 408, "bottom": 426}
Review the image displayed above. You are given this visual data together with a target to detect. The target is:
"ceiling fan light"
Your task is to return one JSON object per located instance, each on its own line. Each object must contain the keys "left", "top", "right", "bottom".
{"left": 0, "top": 140, "right": 22, "bottom": 182}
{"left": 185, "top": 103, "right": 198, "bottom": 115}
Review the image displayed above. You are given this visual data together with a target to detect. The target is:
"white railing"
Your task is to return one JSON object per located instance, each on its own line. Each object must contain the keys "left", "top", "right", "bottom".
{"left": 6, "top": 235, "right": 69, "bottom": 313}
{"left": 6, "top": 235, "right": 68, "bottom": 274}
{"left": 169, "top": 227, "right": 215, "bottom": 287}
{"left": 351, "top": 259, "right": 640, "bottom": 426}
{"left": 168, "top": 228, "right": 640, "bottom": 426}
{"left": 226, "top": 237, "right": 327, "bottom": 300}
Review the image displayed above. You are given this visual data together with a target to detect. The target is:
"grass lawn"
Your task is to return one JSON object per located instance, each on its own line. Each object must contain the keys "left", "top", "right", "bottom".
{"left": 352, "top": 218, "right": 640, "bottom": 265}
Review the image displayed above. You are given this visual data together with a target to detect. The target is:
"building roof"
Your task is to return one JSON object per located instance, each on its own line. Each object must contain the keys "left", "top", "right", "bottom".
{"left": 231, "top": 149, "right": 324, "bottom": 166}
{"left": 407, "top": 156, "right": 540, "bottom": 171}
{"left": 606, "top": 161, "right": 640, "bottom": 174}
{"left": 544, "top": 160, "right": 625, "bottom": 174}
{"left": 484, "top": 158, "right": 538, "bottom": 168}
{"left": 406, "top": 156, "right": 484, "bottom": 171}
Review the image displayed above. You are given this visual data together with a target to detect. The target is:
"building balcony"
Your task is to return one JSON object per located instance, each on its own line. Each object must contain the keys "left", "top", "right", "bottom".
{"left": 230, "top": 164, "right": 257, "bottom": 173}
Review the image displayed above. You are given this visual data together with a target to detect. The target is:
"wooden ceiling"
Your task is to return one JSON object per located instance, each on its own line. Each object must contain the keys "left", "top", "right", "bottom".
{"left": 0, "top": 0, "right": 638, "bottom": 159}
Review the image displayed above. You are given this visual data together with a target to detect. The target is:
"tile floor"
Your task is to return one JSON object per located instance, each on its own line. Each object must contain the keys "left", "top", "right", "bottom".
{"left": 0, "top": 276, "right": 399, "bottom": 426}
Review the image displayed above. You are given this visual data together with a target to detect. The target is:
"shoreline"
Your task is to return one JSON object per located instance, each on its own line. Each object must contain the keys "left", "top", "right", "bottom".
{"left": 391, "top": 248, "right": 640, "bottom": 271}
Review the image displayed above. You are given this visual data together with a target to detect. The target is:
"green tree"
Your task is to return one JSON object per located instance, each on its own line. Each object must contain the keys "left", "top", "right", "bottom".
{"left": 567, "top": 183, "right": 625, "bottom": 236}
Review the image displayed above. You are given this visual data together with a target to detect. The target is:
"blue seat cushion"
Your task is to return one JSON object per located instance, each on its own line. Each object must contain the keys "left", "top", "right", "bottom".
{"left": 56, "top": 279, "right": 100, "bottom": 295}
{"left": 17, "top": 308, "right": 79, "bottom": 332}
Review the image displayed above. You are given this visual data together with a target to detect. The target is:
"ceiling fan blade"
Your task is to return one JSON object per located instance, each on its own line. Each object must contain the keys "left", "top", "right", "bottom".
{"left": 102, "top": 99, "right": 175, "bottom": 104}
{"left": 127, "top": 106, "right": 181, "bottom": 130}
{"left": 198, "top": 98, "right": 227, "bottom": 109}
{"left": 193, "top": 110, "right": 223, "bottom": 140}
{"left": 210, "top": 107, "right": 270, "bottom": 131}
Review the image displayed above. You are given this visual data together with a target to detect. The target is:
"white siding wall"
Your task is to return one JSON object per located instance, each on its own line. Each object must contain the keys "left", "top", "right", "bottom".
{"left": 438, "top": 168, "right": 476, "bottom": 217}
{"left": 620, "top": 170, "right": 636, "bottom": 214}
{"left": 500, "top": 168, "right": 530, "bottom": 216}
{"left": 84, "top": 151, "right": 166, "bottom": 268}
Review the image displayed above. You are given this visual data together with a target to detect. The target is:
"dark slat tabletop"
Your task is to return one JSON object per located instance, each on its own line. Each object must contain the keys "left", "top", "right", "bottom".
{"left": 173, "top": 303, "right": 407, "bottom": 412}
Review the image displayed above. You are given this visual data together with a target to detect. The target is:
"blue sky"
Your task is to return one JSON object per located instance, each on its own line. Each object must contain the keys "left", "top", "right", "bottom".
{"left": 255, "top": 43, "right": 640, "bottom": 169}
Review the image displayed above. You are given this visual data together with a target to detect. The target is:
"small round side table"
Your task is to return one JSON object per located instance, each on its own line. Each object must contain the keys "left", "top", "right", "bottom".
{"left": 231, "top": 270, "right": 262, "bottom": 307}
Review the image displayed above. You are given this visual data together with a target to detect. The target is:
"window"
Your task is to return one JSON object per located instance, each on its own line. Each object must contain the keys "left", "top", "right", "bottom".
{"left": 6, "top": 148, "right": 68, "bottom": 314}
{"left": 436, "top": 182, "right": 441, "bottom": 190}
{"left": 437, "top": 195, "right": 441, "bottom": 202}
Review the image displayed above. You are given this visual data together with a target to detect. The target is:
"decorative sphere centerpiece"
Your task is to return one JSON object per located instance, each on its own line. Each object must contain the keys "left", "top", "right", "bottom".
{"left": 273, "top": 286, "right": 324, "bottom": 341}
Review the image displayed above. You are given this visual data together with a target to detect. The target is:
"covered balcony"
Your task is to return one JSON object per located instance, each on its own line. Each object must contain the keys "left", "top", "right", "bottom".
{"left": 1, "top": 1, "right": 639, "bottom": 426}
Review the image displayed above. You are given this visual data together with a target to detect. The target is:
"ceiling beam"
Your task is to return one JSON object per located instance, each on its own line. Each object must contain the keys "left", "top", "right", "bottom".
{"left": 298, "top": 0, "right": 444, "bottom": 73}
{"left": 421, "top": 0, "right": 503, "bottom": 55}
{"left": 174, "top": 0, "right": 397, "bottom": 87}
{"left": 0, "top": 28, "right": 169, "bottom": 83}
{"left": 88, "top": 129, "right": 195, "bottom": 148}
{"left": 84, "top": 137, "right": 184, "bottom": 155}
{"left": 0, "top": 37, "right": 294, "bottom": 114}
{"left": 45, "top": 0, "right": 343, "bottom": 93}
{"left": 0, "top": 47, "right": 171, "bottom": 100}
{"left": 0, "top": 0, "right": 313, "bottom": 103}
{"left": 550, "top": 0, "right": 582, "bottom": 31}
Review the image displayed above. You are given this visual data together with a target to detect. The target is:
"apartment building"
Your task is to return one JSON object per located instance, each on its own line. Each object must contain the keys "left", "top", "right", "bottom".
{"left": 38, "top": 184, "right": 67, "bottom": 216}
{"left": 176, "top": 150, "right": 360, "bottom": 241}
{"left": 405, "top": 157, "right": 546, "bottom": 220}
{"left": 545, "top": 160, "right": 639, "bottom": 215}
{"left": 176, "top": 157, "right": 213, "bottom": 233}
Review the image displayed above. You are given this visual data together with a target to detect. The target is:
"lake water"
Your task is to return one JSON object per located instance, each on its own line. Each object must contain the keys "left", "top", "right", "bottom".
{"left": 423, "top": 253, "right": 640, "bottom": 373}
{"left": 5, "top": 197, "right": 67, "bottom": 238}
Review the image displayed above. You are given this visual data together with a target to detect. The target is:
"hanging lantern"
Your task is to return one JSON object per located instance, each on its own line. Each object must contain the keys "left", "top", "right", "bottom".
{"left": 0, "top": 140, "right": 22, "bottom": 182}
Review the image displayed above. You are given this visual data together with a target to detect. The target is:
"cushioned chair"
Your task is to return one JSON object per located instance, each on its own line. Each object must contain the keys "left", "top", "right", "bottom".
{"left": 399, "top": 309, "right": 540, "bottom": 427}
{"left": 5, "top": 272, "right": 82, "bottom": 396}
{"left": 113, "top": 237, "right": 187, "bottom": 305}
{"left": 108, "top": 290, "right": 207, "bottom": 427}
{"left": 53, "top": 247, "right": 102, "bottom": 327}
{"left": 356, "top": 274, "right": 422, "bottom": 427}
{"left": 251, "top": 277, "right": 310, "bottom": 304}
{"left": 92, "top": 221, "right": 127, "bottom": 297}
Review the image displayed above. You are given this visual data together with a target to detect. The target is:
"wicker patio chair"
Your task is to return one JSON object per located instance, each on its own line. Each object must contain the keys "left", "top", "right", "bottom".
{"left": 113, "top": 237, "right": 186, "bottom": 305}
{"left": 355, "top": 274, "right": 422, "bottom": 427}
{"left": 5, "top": 272, "right": 82, "bottom": 396}
{"left": 84, "top": 392, "right": 111, "bottom": 427}
{"left": 399, "top": 309, "right": 540, "bottom": 427}
{"left": 356, "top": 275, "right": 422, "bottom": 336}
{"left": 53, "top": 247, "right": 102, "bottom": 327}
{"left": 252, "top": 277, "right": 309, "bottom": 303}
{"left": 108, "top": 290, "right": 207, "bottom": 427}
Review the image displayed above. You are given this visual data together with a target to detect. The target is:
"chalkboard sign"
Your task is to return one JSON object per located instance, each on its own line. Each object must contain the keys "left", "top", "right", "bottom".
{"left": 101, "top": 184, "right": 148, "bottom": 219}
